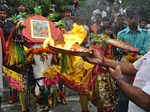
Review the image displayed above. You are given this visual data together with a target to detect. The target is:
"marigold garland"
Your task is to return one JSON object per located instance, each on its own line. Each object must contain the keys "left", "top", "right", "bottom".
{"left": 125, "top": 53, "right": 141, "bottom": 63}
{"left": 28, "top": 48, "right": 56, "bottom": 55}
{"left": 25, "top": 47, "right": 56, "bottom": 63}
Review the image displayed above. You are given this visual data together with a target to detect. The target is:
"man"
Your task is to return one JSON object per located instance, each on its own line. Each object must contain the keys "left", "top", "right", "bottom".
{"left": 117, "top": 15, "right": 150, "bottom": 55}
{"left": 0, "top": 5, "right": 14, "bottom": 41}
{"left": 111, "top": 14, "right": 127, "bottom": 36}
{"left": 0, "top": 28, "right": 4, "bottom": 112}
{"left": 68, "top": 0, "right": 80, "bottom": 17}
{"left": 97, "top": 17, "right": 111, "bottom": 34}
{"left": 0, "top": 5, "right": 15, "bottom": 104}
{"left": 139, "top": 18, "right": 148, "bottom": 29}
{"left": 115, "top": 14, "right": 150, "bottom": 112}
{"left": 63, "top": 8, "right": 74, "bottom": 31}
{"left": 84, "top": 50, "right": 150, "bottom": 112}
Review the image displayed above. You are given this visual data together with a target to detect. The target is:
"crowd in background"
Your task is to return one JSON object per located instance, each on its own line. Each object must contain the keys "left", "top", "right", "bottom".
{"left": 0, "top": 0, "right": 150, "bottom": 112}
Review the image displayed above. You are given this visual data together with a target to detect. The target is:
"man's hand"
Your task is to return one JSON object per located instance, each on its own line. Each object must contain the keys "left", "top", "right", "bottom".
{"left": 83, "top": 49, "right": 103, "bottom": 65}
{"left": 109, "top": 66, "right": 124, "bottom": 80}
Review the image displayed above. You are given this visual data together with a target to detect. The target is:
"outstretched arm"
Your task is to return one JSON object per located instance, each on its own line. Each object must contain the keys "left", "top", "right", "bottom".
{"left": 85, "top": 50, "right": 137, "bottom": 76}
{"left": 104, "top": 58, "right": 137, "bottom": 76}
{"left": 110, "top": 66, "right": 150, "bottom": 111}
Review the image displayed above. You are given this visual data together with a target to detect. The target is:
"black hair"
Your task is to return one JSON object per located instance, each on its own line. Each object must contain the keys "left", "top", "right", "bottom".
{"left": 102, "top": 17, "right": 110, "bottom": 22}
{"left": 18, "top": 3, "right": 25, "bottom": 7}
{"left": 101, "top": 25, "right": 112, "bottom": 32}
{"left": 64, "top": 8, "right": 72, "bottom": 13}
{"left": 139, "top": 17, "right": 148, "bottom": 23}
{"left": 117, "top": 14, "right": 125, "bottom": 18}
{"left": 0, "top": 5, "right": 7, "bottom": 14}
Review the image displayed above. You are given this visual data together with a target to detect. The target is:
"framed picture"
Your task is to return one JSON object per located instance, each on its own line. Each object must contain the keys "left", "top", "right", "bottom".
{"left": 23, "top": 15, "right": 63, "bottom": 44}
{"left": 30, "top": 19, "right": 51, "bottom": 39}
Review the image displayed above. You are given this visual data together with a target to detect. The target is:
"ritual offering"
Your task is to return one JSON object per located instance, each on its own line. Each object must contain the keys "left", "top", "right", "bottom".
{"left": 43, "top": 23, "right": 91, "bottom": 56}
{"left": 22, "top": 15, "right": 90, "bottom": 56}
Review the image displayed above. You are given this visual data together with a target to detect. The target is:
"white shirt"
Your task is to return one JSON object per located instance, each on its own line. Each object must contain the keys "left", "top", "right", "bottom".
{"left": 128, "top": 51, "right": 150, "bottom": 112}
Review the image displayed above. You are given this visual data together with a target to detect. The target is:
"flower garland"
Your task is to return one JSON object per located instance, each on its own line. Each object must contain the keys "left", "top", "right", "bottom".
{"left": 125, "top": 53, "right": 141, "bottom": 63}
{"left": 26, "top": 47, "right": 56, "bottom": 63}
{"left": 28, "top": 47, "right": 56, "bottom": 55}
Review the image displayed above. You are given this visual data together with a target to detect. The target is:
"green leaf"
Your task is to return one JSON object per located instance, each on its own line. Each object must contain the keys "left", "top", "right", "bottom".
{"left": 47, "top": 13, "right": 58, "bottom": 21}
{"left": 55, "top": 20, "right": 65, "bottom": 27}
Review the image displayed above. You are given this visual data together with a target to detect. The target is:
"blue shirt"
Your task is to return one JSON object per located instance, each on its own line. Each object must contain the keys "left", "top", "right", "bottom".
{"left": 117, "top": 27, "right": 150, "bottom": 54}
{"left": 68, "top": 5, "right": 81, "bottom": 16}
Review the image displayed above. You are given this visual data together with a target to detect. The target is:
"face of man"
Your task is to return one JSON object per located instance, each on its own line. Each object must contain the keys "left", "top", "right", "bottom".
{"left": 104, "top": 28, "right": 112, "bottom": 36}
{"left": 117, "top": 16, "right": 125, "bottom": 23}
{"left": 64, "top": 11, "right": 71, "bottom": 17}
{"left": 0, "top": 10, "right": 7, "bottom": 21}
{"left": 128, "top": 18, "right": 138, "bottom": 32}
{"left": 140, "top": 21, "right": 147, "bottom": 29}
{"left": 18, "top": 5, "right": 25, "bottom": 12}
{"left": 74, "top": 0, "right": 79, "bottom": 4}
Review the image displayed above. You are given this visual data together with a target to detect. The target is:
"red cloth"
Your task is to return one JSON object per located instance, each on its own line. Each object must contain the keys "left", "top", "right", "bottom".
{"left": 0, "top": 28, "right": 6, "bottom": 54}
{"left": 104, "top": 108, "right": 114, "bottom": 112}
{"left": 130, "top": 76, "right": 135, "bottom": 84}
{"left": 22, "top": 15, "right": 63, "bottom": 44}
{"left": 43, "top": 75, "right": 59, "bottom": 86}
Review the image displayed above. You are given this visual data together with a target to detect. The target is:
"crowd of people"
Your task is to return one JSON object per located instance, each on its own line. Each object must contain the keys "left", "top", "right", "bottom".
{"left": 0, "top": 0, "right": 150, "bottom": 112}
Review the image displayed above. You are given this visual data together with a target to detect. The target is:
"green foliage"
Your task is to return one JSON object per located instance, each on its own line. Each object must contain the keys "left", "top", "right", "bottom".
{"left": 120, "top": 0, "right": 150, "bottom": 18}
{"left": 7, "top": 0, "right": 51, "bottom": 16}
{"left": 6, "top": 0, "right": 77, "bottom": 16}
{"left": 47, "top": 13, "right": 59, "bottom": 21}
{"left": 87, "top": 32, "right": 100, "bottom": 39}
{"left": 10, "top": 12, "right": 28, "bottom": 23}
{"left": 19, "top": 12, "right": 29, "bottom": 18}
{"left": 106, "top": 0, "right": 115, "bottom": 3}
{"left": 40, "top": 0, "right": 52, "bottom": 16}
{"left": 55, "top": 20, "right": 65, "bottom": 27}
{"left": 51, "top": 0, "right": 73, "bottom": 12}
{"left": 34, "top": 6, "right": 42, "bottom": 15}
{"left": 10, "top": 15, "right": 19, "bottom": 24}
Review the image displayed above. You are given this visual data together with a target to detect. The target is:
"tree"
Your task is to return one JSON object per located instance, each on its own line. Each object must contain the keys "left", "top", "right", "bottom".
{"left": 6, "top": 0, "right": 76, "bottom": 16}
{"left": 120, "top": 0, "right": 150, "bottom": 19}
